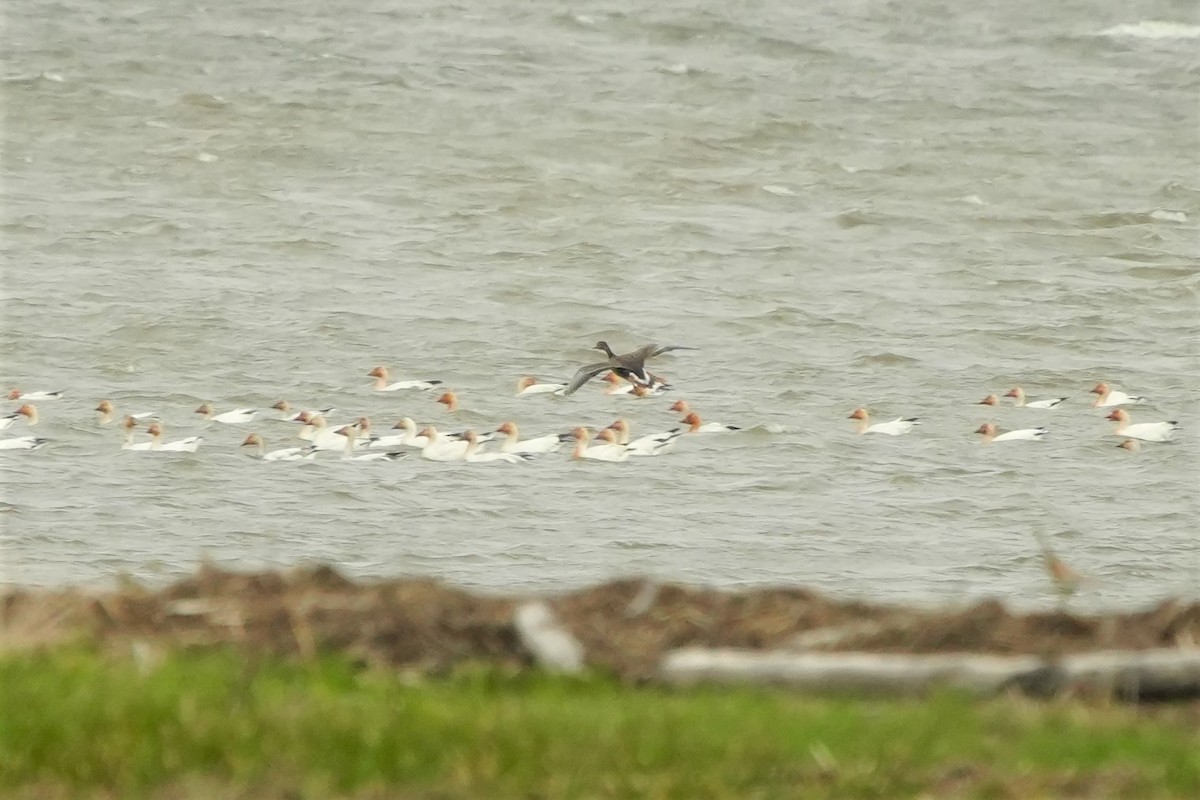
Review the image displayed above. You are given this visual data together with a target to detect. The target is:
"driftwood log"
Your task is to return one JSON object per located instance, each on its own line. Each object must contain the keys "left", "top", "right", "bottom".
{"left": 659, "top": 647, "right": 1200, "bottom": 700}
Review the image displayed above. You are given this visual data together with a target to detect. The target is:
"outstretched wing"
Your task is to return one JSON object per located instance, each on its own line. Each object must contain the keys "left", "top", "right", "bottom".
{"left": 562, "top": 362, "right": 612, "bottom": 396}
{"left": 619, "top": 344, "right": 695, "bottom": 384}
{"left": 649, "top": 344, "right": 697, "bottom": 357}
{"left": 628, "top": 343, "right": 660, "bottom": 361}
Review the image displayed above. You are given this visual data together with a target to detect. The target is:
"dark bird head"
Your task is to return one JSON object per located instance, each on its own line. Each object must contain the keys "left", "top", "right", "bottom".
{"left": 593, "top": 340, "right": 616, "bottom": 357}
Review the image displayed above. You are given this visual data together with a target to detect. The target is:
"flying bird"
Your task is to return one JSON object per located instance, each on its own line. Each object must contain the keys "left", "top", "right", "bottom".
{"left": 561, "top": 341, "right": 695, "bottom": 396}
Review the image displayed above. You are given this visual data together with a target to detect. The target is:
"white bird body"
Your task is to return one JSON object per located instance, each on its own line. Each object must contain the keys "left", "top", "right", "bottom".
{"left": 463, "top": 431, "right": 529, "bottom": 463}
{"left": 196, "top": 403, "right": 258, "bottom": 424}
{"left": 0, "top": 436, "right": 48, "bottom": 451}
{"left": 515, "top": 376, "right": 567, "bottom": 396}
{"left": 1023, "top": 398, "right": 1065, "bottom": 409}
{"left": 367, "top": 366, "right": 442, "bottom": 392}
{"left": 380, "top": 379, "right": 440, "bottom": 391}
{"left": 1115, "top": 423, "right": 1178, "bottom": 442}
{"left": 993, "top": 429, "right": 1047, "bottom": 442}
{"left": 364, "top": 432, "right": 408, "bottom": 449}
{"left": 264, "top": 446, "right": 316, "bottom": 461}
{"left": 154, "top": 438, "right": 203, "bottom": 453}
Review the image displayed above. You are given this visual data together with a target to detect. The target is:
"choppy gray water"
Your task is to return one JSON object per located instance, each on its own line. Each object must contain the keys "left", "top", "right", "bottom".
{"left": 2, "top": 0, "right": 1198, "bottom": 609}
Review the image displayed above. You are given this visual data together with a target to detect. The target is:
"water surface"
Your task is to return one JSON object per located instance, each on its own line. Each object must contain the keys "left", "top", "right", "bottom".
{"left": 2, "top": 0, "right": 1197, "bottom": 610}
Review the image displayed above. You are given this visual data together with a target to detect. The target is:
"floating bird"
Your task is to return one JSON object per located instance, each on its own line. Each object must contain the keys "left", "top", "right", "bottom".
{"left": 144, "top": 423, "right": 203, "bottom": 452}
{"left": 630, "top": 383, "right": 669, "bottom": 398}
{"left": 1105, "top": 409, "right": 1179, "bottom": 442}
{"left": 602, "top": 372, "right": 635, "bottom": 395}
{"left": 974, "top": 423, "right": 1048, "bottom": 443}
{"left": 669, "top": 401, "right": 740, "bottom": 433}
{"left": 680, "top": 412, "right": 741, "bottom": 434}
{"left": 1002, "top": 388, "right": 1067, "bottom": 409}
{"left": 332, "top": 425, "right": 405, "bottom": 462}
{"left": 294, "top": 413, "right": 356, "bottom": 450}
{"left": 195, "top": 403, "right": 258, "bottom": 424}
{"left": 240, "top": 433, "right": 316, "bottom": 461}
{"left": 462, "top": 430, "right": 530, "bottom": 464}
{"left": 7, "top": 388, "right": 63, "bottom": 402}
{"left": 1090, "top": 383, "right": 1145, "bottom": 408}
{"left": 848, "top": 408, "right": 919, "bottom": 436}
{"left": 367, "top": 366, "right": 442, "bottom": 392}
{"left": 605, "top": 419, "right": 682, "bottom": 456}
{"left": 270, "top": 400, "right": 336, "bottom": 422}
{"left": 561, "top": 341, "right": 694, "bottom": 396}
{"left": 515, "top": 376, "right": 567, "bottom": 396}
{"left": 362, "top": 421, "right": 414, "bottom": 449}
{"left": 436, "top": 391, "right": 460, "bottom": 412}
{"left": 984, "top": 388, "right": 1070, "bottom": 410}
{"left": 494, "top": 421, "right": 569, "bottom": 455}
{"left": 602, "top": 371, "right": 669, "bottom": 396}
{"left": 95, "top": 400, "right": 157, "bottom": 426}
{"left": 571, "top": 427, "right": 629, "bottom": 462}
{"left": 369, "top": 417, "right": 431, "bottom": 449}
{"left": 0, "top": 404, "right": 39, "bottom": 429}
{"left": 416, "top": 426, "right": 471, "bottom": 461}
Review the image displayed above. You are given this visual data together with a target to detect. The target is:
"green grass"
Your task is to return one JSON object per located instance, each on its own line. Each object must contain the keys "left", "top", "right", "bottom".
{"left": 1, "top": 647, "right": 1197, "bottom": 798}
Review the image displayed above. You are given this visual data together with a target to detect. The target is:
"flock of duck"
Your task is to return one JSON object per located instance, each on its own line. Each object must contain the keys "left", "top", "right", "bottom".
{"left": 0, "top": 342, "right": 737, "bottom": 462}
{"left": 0, "top": 340, "right": 1184, "bottom": 461}
{"left": 853, "top": 380, "right": 1179, "bottom": 448}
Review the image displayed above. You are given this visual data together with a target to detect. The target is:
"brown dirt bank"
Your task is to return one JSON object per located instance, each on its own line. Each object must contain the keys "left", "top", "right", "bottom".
{"left": 2, "top": 564, "right": 1197, "bottom": 680}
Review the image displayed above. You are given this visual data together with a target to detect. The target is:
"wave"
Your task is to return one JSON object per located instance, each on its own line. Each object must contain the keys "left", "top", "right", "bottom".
{"left": 1096, "top": 21, "right": 1200, "bottom": 40}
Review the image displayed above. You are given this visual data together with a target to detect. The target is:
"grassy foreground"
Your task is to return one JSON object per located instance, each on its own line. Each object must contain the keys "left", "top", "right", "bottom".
{"left": 1, "top": 648, "right": 1197, "bottom": 799}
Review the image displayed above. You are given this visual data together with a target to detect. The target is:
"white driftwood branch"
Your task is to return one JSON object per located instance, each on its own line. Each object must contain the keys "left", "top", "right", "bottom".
{"left": 514, "top": 602, "right": 584, "bottom": 674}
